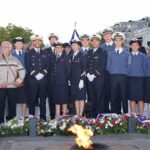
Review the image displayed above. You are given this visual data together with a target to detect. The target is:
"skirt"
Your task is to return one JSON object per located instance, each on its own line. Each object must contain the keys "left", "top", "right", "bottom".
{"left": 52, "top": 85, "right": 70, "bottom": 104}
{"left": 16, "top": 86, "right": 27, "bottom": 103}
{"left": 144, "top": 77, "right": 150, "bottom": 103}
{"left": 128, "top": 77, "right": 144, "bottom": 101}
{"left": 71, "top": 84, "right": 86, "bottom": 101}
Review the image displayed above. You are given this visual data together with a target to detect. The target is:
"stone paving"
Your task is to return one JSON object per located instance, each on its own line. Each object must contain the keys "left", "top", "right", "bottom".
{"left": 0, "top": 134, "right": 150, "bottom": 150}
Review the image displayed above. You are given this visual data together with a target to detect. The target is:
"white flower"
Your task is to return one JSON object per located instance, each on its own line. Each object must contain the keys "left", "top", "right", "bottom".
{"left": 11, "top": 124, "right": 17, "bottom": 129}
{"left": 59, "top": 122, "right": 67, "bottom": 130}
{"left": 47, "top": 129, "right": 52, "bottom": 133}
{"left": 109, "top": 123, "right": 113, "bottom": 127}
{"left": 105, "top": 124, "right": 108, "bottom": 129}
{"left": 17, "top": 117, "right": 24, "bottom": 127}
{"left": 111, "top": 114, "right": 118, "bottom": 118}
{"left": 100, "top": 120, "right": 104, "bottom": 124}
{"left": 40, "top": 129, "right": 45, "bottom": 133}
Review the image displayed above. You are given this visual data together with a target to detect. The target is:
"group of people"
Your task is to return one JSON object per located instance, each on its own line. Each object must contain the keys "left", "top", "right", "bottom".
{"left": 0, "top": 28, "right": 150, "bottom": 124}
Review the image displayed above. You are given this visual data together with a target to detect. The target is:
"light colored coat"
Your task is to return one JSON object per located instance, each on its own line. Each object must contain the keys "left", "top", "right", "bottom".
{"left": 0, "top": 54, "right": 25, "bottom": 88}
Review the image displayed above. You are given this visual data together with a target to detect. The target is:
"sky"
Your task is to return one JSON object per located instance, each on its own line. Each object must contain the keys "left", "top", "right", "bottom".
{"left": 0, "top": 0, "right": 149, "bottom": 44}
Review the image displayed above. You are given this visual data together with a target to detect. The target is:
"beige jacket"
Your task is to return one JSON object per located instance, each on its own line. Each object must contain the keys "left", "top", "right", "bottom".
{"left": 0, "top": 54, "right": 25, "bottom": 88}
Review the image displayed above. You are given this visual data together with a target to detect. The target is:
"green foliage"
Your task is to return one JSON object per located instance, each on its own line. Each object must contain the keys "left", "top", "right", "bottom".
{"left": 0, "top": 23, "right": 33, "bottom": 44}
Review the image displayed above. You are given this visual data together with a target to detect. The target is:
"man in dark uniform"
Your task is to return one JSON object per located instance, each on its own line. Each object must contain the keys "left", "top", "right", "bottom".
{"left": 79, "top": 34, "right": 92, "bottom": 117}
{"left": 45, "top": 33, "right": 58, "bottom": 119}
{"left": 80, "top": 34, "right": 91, "bottom": 55}
{"left": 101, "top": 28, "right": 115, "bottom": 113}
{"left": 25, "top": 35, "right": 49, "bottom": 120}
{"left": 45, "top": 33, "right": 58, "bottom": 56}
{"left": 87, "top": 34, "right": 107, "bottom": 118}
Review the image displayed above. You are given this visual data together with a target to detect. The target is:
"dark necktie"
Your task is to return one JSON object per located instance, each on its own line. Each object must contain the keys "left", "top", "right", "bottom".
{"left": 19, "top": 51, "right": 22, "bottom": 56}
{"left": 108, "top": 45, "right": 111, "bottom": 47}
{"left": 117, "top": 50, "right": 119, "bottom": 54}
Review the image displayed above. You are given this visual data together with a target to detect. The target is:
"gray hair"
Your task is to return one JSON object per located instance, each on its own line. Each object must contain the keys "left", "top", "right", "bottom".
{"left": 1, "top": 41, "right": 13, "bottom": 50}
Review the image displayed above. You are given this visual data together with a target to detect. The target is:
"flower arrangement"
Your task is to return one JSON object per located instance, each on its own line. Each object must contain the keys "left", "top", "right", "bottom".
{"left": 0, "top": 114, "right": 149, "bottom": 137}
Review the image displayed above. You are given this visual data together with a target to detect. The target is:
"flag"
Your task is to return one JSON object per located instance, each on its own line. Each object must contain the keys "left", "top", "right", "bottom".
{"left": 70, "top": 22, "right": 80, "bottom": 41}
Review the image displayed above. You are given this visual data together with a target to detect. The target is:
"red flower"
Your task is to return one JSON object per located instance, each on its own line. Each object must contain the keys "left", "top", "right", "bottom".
{"left": 95, "top": 120, "right": 99, "bottom": 125}
{"left": 124, "top": 115, "right": 129, "bottom": 119}
{"left": 112, "top": 121, "right": 115, "bottom": 125}
{"left": 105, "top": 117, "right": 108, "bottom": 122}
{"left": 100, "top": 125, "right": 104, "bottom": 129}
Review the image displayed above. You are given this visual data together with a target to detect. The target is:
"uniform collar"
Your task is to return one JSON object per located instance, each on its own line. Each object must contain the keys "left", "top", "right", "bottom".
{"left": 34, "top": 47, "right": 40, "bottom": 53}
{"left": 93, "top": 48, "right": 98, "bottom": 53}
{"left": 115, "top": 48, "right": 123, "bottom": 54}
{"left": 82, "top": 47, "right": 89, "bottom": 51}
{"left": 15, "top": 49, "right": 23, "bottom": 55}
{"left": 132, "top": 51, "right": 139, "bottom": 56}
{"left": 50, "top": 45, "right": 55, "bottom": 52}
{"left": 106, "top": 41, "right": 113, "bottom": 46}
{"left": 56, "top": 52, "right": 62, "bottom": 57}
{"left": 74, "top": 50, "right": 79, "bottom": 56}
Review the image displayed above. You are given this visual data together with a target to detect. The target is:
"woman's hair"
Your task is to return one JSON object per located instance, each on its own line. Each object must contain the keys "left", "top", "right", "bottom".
{"left": 1, "top": 41, "right": 13, "bottom": 49}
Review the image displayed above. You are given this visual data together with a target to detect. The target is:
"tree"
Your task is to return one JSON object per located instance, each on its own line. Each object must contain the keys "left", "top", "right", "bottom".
{"left": 0, "top": 23, "right": 33, "bottom": 44}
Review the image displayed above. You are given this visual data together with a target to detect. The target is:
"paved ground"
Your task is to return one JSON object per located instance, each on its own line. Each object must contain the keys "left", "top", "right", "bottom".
{"left": 0, "top": 134, "right": 150, "bottom": 150}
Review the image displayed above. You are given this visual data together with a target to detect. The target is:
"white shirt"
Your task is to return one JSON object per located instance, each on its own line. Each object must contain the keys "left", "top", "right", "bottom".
{"left": 74, "top": 51, "right": 79, "bottom": 56}
{"left": 73, "top": 50, "right": 79, "bottom": 60}
{"left": 106, "top": 41, "right": 113, "bottom": 46}
{"left": 132, "top": 51, "right": 139, "bottom": 56}
{"left": 56, "top": 53, "right": 62, "bottom": 57}
{"left": 93, "top": 48, "right": 98, "bottom": 53}
{"left": 82, "top": 47, "right": 89, "bottom": 51}
{"left": 115, "top": 48, "right": 123, "bottom": 54}
{"left": 15, "top": 50, "right": 23, "bottom": 55}
{"left": 51, "top": 46, "right": 55, "bottom": 53}
{"left": 49, "top": 44, "right": 55, "bottom": 53}
{"left": 34, "top": 48, "right": 40, "bottom": 53}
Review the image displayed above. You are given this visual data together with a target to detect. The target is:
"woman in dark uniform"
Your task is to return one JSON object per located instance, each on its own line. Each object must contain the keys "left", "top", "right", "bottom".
{"left": 50, "top": 42, "right": 71, "bottom": 117}
{"left": 11, "top": 37, "right": 27, "bottom": 117}
{"left": 128, "top": 38, "right": 145, "bottom": 115}
{"left": 70, "top": 40, "right": 86, "bottom": 116}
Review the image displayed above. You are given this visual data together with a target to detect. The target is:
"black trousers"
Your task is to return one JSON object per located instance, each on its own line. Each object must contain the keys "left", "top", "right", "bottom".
{"left": 110, "top": 74, "right": 128, "bottom": 114}
{"left": 0, "top": 88, "right": 17, "bottom": 123}
{"left": 88, "top": 77, "right": 105, "bottom": 118}
{"left": 47, "top": 82, "right": 55, "bottom": 119}
{"left": 104, "top": 71, "right": 110, "bottom": 113}
{"left": 27, "top": 77, "right": 47, "bottom": 120}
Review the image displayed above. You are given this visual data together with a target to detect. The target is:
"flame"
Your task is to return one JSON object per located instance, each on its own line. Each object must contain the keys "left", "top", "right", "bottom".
{"left": 68, "top": 124, "right": 93, "bottom": 149}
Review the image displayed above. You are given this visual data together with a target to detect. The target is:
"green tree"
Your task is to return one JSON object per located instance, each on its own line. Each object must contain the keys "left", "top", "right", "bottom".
{"left": 0, "top": 23, "right": 33, "bottom": 44}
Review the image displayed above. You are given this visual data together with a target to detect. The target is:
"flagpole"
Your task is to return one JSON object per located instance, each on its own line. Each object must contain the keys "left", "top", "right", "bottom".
{"left": 74, "top": 21, "right": 77, "bottom": 30}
